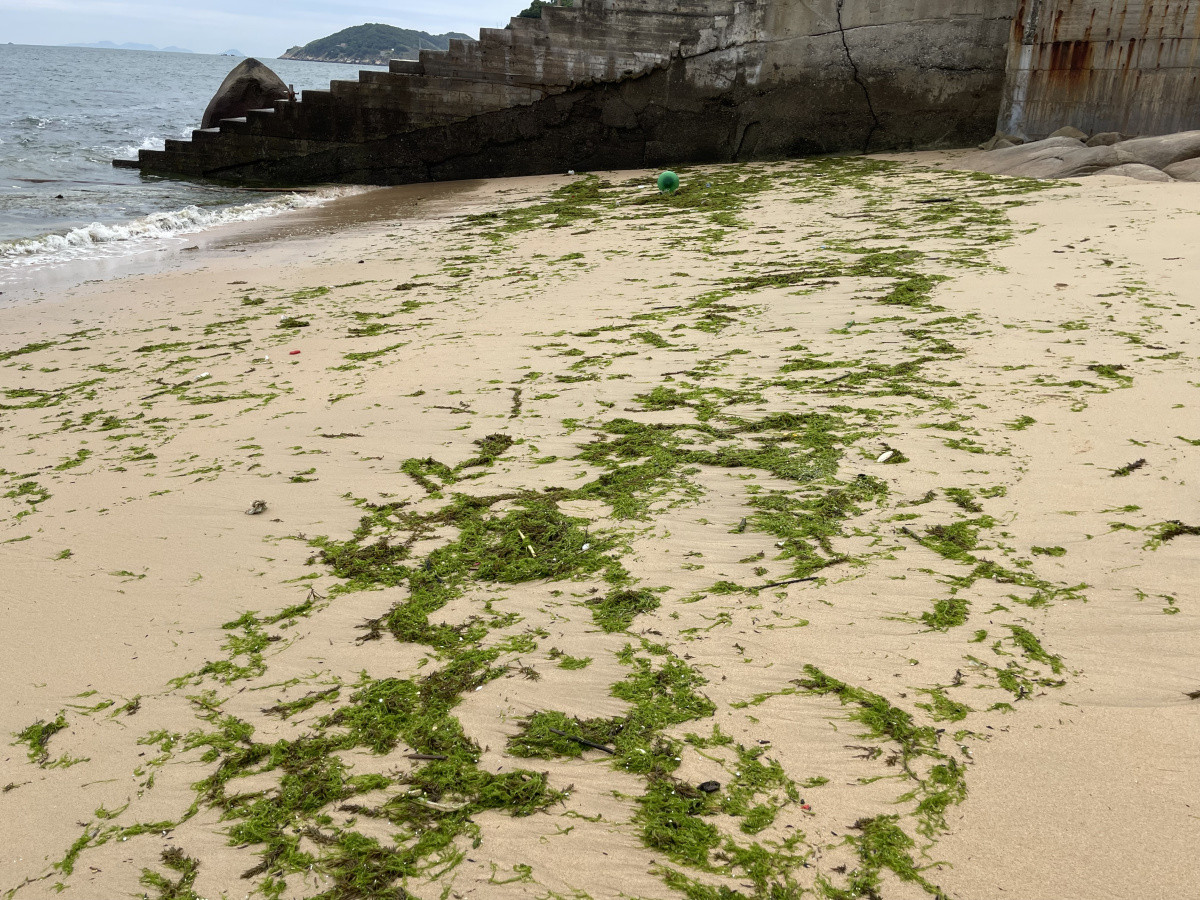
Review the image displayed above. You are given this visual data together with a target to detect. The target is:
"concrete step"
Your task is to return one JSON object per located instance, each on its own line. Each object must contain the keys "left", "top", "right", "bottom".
{"left": 216, "top": 117, "right": 250, "bottom": 135}
{"left": 300, "top": 89, "right": 333, "bottom": 105}
{"left": 129, "top": 0, "right": 744, "bottom": 180}
{"left": 358, "top": 70, "right": 395, "bottom": 85}
{"left": 388, "top": 59, "right": 425, "bottom": 75}
{"left": 477, "top": 27, "right": 513, "bottom": 46}
{"left": 330, "top": 80, "right": 362, "bottom": 98}
{"left": 190, "top": 127, "right": 225, "bottom": 144}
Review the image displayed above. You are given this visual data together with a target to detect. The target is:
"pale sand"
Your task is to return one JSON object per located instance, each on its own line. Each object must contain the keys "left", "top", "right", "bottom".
{"left": 0, "top": 158, "right": 1197, "bottom": 900}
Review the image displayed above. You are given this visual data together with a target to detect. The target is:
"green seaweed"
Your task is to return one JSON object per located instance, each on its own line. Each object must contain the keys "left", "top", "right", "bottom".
{"left": 13, "top": 714, "right": 68, "bottom": 765}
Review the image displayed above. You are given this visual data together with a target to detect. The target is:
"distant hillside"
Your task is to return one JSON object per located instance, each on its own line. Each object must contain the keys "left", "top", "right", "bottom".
{"left": 66, "top": 41, "right": 193, "bottom": 53}
{"left": 279, "top": 23, "right": 473, "bottom": 65}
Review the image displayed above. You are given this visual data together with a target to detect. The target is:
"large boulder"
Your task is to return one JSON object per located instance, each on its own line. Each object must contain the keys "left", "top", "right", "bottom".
{"left": 1115, "top": 131, "right": 1200, "bottom": 170}
{"left": 1049, "top": 125, "right": 1089, "bottom": 141}
{"left": 1163, "top": 158, "right": 1200, "bottom": 181}
{"left": 201, "top": 58, "right": 292, "bottom": 129}
{"left": 979, "top": 133, "right": 1025, "bottom": 151}
{"left": 961, "top": 132, "right": 1200, "bottom": 179}
{"left": 1086, "top": 132, "right": 1133, "bottom": 147}
{"left": 968, "top": 137, "right": 1128, "bottom": 178}
{"left": 1096, "top": 163, "right": 1173, "bottom": 182}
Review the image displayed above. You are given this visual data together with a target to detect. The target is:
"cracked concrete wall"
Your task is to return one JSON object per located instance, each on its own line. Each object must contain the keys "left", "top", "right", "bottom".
{"left": 134, "top": 0, "right": 1018, "bottom": 184}
{"left": 999, "top": 0, "right": 1200, "bottom": 139}
{"left": 685, "top": 0, "right": 1021, "bottom": 157}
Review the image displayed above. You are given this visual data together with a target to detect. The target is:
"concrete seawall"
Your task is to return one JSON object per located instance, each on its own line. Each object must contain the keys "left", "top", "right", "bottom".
{"left": 126, "top": 1, "right": 1200, "bottom": 184}
{"left": 129, "top": 0, "right": 1015, "bottom": 185}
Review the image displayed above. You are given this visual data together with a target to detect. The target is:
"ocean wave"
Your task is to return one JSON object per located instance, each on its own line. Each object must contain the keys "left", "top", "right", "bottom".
{"left": 113, "top": 134, "right": 168, "bottom": 157}
{"left": 0, "top": 189, "right": 361, "bottom": 265}
{"left": 113, "top": 126, "right": 195, "bottom": 159}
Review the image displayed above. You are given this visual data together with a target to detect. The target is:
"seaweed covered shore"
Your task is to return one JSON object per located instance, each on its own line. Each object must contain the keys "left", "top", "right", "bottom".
{"left": 1, "top": 158, "right": 1197, "bottom": 900}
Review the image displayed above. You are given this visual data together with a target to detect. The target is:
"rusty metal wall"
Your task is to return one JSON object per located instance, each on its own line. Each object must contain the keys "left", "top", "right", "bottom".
{"left": 998, "top": 0, "right": 1200, "bottom": 138}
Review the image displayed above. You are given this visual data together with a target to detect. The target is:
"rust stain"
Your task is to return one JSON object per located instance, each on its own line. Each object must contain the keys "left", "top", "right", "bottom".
{"left": 1104, "top": 38, "right": 1119, "bottom": 70}
{"left": 1013, "top": 0, "right": 1200, "bottom": 135}
{"left": 1048, "top": 38, "right": 1096, "bottom": 78}
{"left": 1014, "top": 0, "right": 1028, "bottom": 44}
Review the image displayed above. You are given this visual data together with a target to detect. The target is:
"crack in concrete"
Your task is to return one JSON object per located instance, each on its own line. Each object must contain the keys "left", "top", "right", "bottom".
{"left": 811, "top": 16, "right": 998, "bottom": 38}
{"left": 836, "top": 0, "right": 881, "bottom": 154}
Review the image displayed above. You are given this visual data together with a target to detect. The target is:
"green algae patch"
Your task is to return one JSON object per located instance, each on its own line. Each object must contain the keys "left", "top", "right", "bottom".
{"left": 821, "top": 814, "right": 943, "bottom": 899}
{"left": 13, "top": 714, "right": 69, "bottom": 765}
{"left": 439, "top": 498, "right": 613, "bottom": 584}
{"left": 139, "top": 847, "right": 201, "bottom": 900}
{"left": 1144, "top": 520, "right": 1200, "bottom": 548}
{"left": 796, "top": 666, "right": 937, "bottom": 766}
{"left": 920, "top": 596, "right": 970, "bottom": 631}
{"left": 0, "top": 340, "right": 58, "bottom": 363}
{"left": 588, "top": 587, "right": 661, "bottom": 632}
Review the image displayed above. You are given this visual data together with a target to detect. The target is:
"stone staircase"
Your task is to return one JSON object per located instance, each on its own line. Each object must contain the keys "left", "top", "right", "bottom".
{"left": 129, "top": 0, "right": 747, "bottom": 180}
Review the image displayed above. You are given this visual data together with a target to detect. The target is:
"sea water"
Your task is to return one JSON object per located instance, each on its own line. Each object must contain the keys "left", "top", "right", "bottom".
{"left": 0, "top": 44, "right": 386, "bottom": 271}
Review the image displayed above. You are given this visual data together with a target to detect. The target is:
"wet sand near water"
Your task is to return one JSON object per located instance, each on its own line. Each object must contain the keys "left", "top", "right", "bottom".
{"left": 207, "top": 179, "right": 490, "bottom": 249}
{"left": 0, "top": 179, "right": 487, "bottom": 308}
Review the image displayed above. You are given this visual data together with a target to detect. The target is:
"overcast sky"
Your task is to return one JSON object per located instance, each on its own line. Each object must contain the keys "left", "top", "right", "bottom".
{"left": 2, "top": 1, "right": 527, "bottom": 56}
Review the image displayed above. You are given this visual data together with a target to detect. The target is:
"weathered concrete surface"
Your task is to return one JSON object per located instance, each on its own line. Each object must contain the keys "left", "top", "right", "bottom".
{"left": 129, "top": 0, "right": 1017, "bottom": 185}
{"left": 999, "top": 0, "right": 1200, "bottom": 140}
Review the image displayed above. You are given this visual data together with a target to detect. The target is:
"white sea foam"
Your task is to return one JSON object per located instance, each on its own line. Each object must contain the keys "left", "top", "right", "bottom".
{"left": 114, "top": 135, "right": 167, "bottom": 157}
{"left": 0, "top": 188, "right": 360, "bottom": 267}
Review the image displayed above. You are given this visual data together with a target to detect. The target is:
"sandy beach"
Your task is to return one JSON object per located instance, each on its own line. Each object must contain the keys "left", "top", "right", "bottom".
{"left": 1, "top": 156, "right": 1197, "bottom": 900}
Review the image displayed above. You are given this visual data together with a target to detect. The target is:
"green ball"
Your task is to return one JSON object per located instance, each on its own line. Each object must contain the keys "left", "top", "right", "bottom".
{"left": 657, "top": 171, "right": 680, "bottom": 194}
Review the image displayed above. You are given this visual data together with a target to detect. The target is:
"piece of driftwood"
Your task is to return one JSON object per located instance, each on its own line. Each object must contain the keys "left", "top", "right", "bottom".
{"left": 548, "top": 727, "right": 614, "bottom": 754}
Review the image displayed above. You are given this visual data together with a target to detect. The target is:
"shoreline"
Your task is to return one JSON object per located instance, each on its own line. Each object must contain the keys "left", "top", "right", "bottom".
{"left": 1, "top": 159, "right": 1196, "bottom": 900}
{"left": 0, "top": 179, "right": 495, "bottom": 309}
{"left": 0, "top": 147, "right": 1015, "bottom": 310}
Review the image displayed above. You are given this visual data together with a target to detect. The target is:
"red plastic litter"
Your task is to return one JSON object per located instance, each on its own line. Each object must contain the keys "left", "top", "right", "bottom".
{"left": 801, "top": 804, "right": 811, "bottom": 811}
{"left": 289, "top": 350, "right": 301, "bottom": 355}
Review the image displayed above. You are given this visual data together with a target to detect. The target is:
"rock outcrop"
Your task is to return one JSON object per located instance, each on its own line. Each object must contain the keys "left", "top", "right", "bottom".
{"left": 1163, "top": 158, "right": 1200, "bottom": 181}
{"left": 201, "top": 58, "right": 292, "bottom": 130}
{"left": 963, "top": 129, "right": 1200, "bottom": 181}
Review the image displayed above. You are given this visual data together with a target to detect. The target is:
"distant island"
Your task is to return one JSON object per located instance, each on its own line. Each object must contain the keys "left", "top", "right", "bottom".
{"left": 279, "top": 23, "right": 473, "bottom": 65}
{"left": 66, "top": 41, "right": 194, "bottom": 53}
